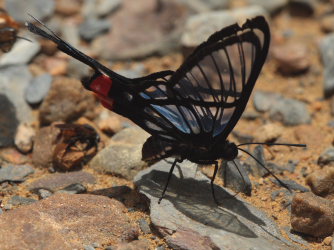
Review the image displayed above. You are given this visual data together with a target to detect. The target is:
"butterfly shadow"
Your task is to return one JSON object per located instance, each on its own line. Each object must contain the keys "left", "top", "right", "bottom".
{"left": 136, "top": 164, "right": 277, "bottom": 239}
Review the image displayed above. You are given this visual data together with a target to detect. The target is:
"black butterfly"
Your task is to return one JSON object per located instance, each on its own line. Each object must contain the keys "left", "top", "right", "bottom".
{"left": 27, "top": 16, "right": 305, "bottom": 203}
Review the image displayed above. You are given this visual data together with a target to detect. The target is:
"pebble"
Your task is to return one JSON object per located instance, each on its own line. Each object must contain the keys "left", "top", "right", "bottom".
{"left": 253, "top": 91, "right": 281, "bottom": 112}
{"left": 79, "top": 17, "right": 111, "bottom": 41}
{"left": 134, "top": 160, "right": 297, "bottom": 249}
{"left": 24, "top": 74, "right": 52, "bottom": 105}
{"left": 5, "top": 0, "right": 55, "bottom": 23}
{"left": 291, "top": 192, "right": 334, "bottom": 237}
{"left": 60, "top": 21, "right": 80, "bottom": 47}
{"left": 37, "top": 189, "right": 53, "bottom": 199}
{"left": 39, "top": 77, "right": 96, "bottom": 125}
{"left": 96, "top": 110, "right": 123, "bottom": 135}
{"left": 44, "top": 57, "right": 68, "bottom": 75}
{"left": 0, "top": 37, "right": 40, "bottom": 67}
{"left": 288, "top": 0, "right": 315, "bottom": 17}
{"left": 29, "top": 171, "right": 96, "bottom": 193}
{"left": 320, "top": 33, "right": 334, "bottom": 98}
{"left": 176, "top": 0, "right": 230, "bottom": 13}
{"left": 317, "top": 147, "right": 334, "bottom": 167}
{"left": 0, "top": 66, "right": 33, "bottom": 124}
{"left": 0, "top": 148, "right": 30, "bottom": 165}
{"left": 84, "top": 245, "right": 95, "bottom": 250}
{"left": 324, "top": 236, "right": 332, "bottom": 246}
{"left": 306, "top": 167, "right": 334, "bottom": 197}
{"left": 90, "top": 185, "right": 131, "bottom": 199}
{"left": 115, "top": 64, "right": 145, "bottom": 79}
{"left": 8, "top": 195, "right": 37, "bottom": 206}
{"left": 220, "top": 159, "right": 252, "bottom": 195}
{"left": 0, "top": 194, "right": 139, "bottom": 249}
{"left": 14, "top": 123, "right": 35, "bottom": 154}
{"left": 272, "top": 43, "right": 310, "bottom": 75}
{"left": 116, "top": 239, "right": 150, "bottom": 250}
{"left": 320, "top": 15, "right": 334, "bottom": 33}
{"left": 67, "top": 57, "right": 91, "bottom": 79}
{"left": 271, "top": 178, "right": 309, "bottom": 192}
{"left": 181, "top": 6, "right": 268, "bottom": 51}
{"left": 0, "top": 165, "right": 34, "bottom": 183}
{"left": 0, "top": 94, "right": 18, "bottom": 147}
{"left": 246, "top": 0, "right": 288, "bottom": 14}
{"left": 269, "top": 96, "right": 311, "bottom": 126}
{"left": 55, "top": 0, "right": 81, "bottom": 16}
{"left": 245, "top": 145, "right": 268, "bottom": 177}
{"left": 253, "top": 123, "right": 283, "bottom": 142}
{"left": 83, "top": 0, "right": 121, "bottom": 18}
{"left": 57, "top": 183, "right": 87, "bottom": 194}
{"left": 137, "top": 218, "right": 151, "bottom": 234}
{"left": 92, "top": 0, "right": 187, "bottom": 60}
{"left": 89, "top": 127, "right": 150, "bottom": 180}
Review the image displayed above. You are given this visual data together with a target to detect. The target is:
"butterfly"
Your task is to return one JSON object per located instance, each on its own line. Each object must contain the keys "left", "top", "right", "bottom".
{"left": 27, "top": 16, "right": 305, "bottom": 203}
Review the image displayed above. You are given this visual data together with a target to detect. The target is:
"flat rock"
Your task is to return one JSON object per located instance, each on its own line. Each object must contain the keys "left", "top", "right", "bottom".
{"left": 0, "top": 37, "right": 40, "bottom": 66}
{"left": 291, "top": 192, "right": 334, "bottom": 237}
{"left": 320, "top": 33, "right": 334, "bottom": 98}
{"left": 0, "top": 165, "right": 34, "bottom": 183}
{"left": 89, "top": 127, "right": 150, "bottom": 180}
{"left": 0, "top": 193, "right": 139, "bottom": 249}
{"left": 5, "top": 0, "right": 55, "bottom": 23}
{"left": 134, "top": 160, "right": 297, "bottom": 250}
{"left": 0, "top": 94, "right": 19, "bottom": 147}
{"left": 0, "top": 66, "right": 33, "bottom": 123}
{"left": 181, "top": 6, "right": 268, "bottom": 51}
{"left": 8, "top": 195, "right": 37, "bottom": 206}
{"left": 29, "top": 171, "right": 96, "bottom": 192}
{"left": 39, "top": 77, "right": 96, "bottom": 125}
{"left": 306, "top": 167, "right": 334, "bottom": 198}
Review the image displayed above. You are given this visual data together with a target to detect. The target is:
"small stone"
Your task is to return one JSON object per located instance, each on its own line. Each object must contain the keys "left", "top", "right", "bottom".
{"left": 5, "top": 0, "right": 55, "bottom": 22}
{"left": 115, "top": 64, "right": 145, "bottom": 79}
{"left": 96, "top": 0, "right": 121, "bottom": 17}
{"left": 231, "top": 131, "right": 254, "bottom": 144}
{"left": 253, "top": 91, "right": 281, "bottom": 112}
{"left": 9, "top": 196, "right": 37, "bottom": 206}
{"left": 271, "top": 178, "right": 309, "bottom": 192}
{"left": 0, "top": 38, "right": 40, "bottom": 67}
{"left": 0, "top": 94, "right": 19, "bottom": 147}
{"left": 0, "top": 148, "right": 29, "bottom": 165}
{"left": 272, "top": 43, "right": 310, "bottom": 75}
{"left": 57, "top": 183, "right": 87, "bottom": 194}
{"left": 67, "top": 57, "right": 91, "bottom": 79}
{"left": 220, "top": 159, "right": 252, "bottom": 195}
{"left": 96, "top": 110, "right": 123, "bottom": 135}
{"left": 137, "top": 218, "right": 151, "bottom": 234}
{"left": 288, "top": 0, "right": 315, "bottom": 17}
{"left": 320, "top": 33, "right": 334, "bottom": 98}
{"left": 0, "top": 165, "right": 34, "bottom": 183}
{"left": 39, "top": 77, "right": 96, "bottom": 125}
{"left": 79, "top": 17, "right": 111, "bottom": 41}
{"left": 29, "top": 171, "right": 96, "bottom": 193}
{"left": 116, "top": 239, "right": 150, "bottom": 250}
{"left": 318, "top": 147, "right": 334, "bottom": 167}
{"left": 291, "top": 192, "right": 334, "bottom": 237}
{"left": 44, "top": 57, "right": 68, "bottom": 75}
{"left": 14, "top": 123, "right": 35, "bottom": 154}
{"left": 84, "top": 245, "right": 95, "bottom": 250}
{"left": 324, "top": 236, "right": 332, "bottom": 246}
{"left": 253, "top": 123, "right": 283, "bottom": 142}
{"left": 90, "top": 185, "right": 131, "bottom": 199}
{"left": 245, "top": 145, "right": 267, "bottom": 177}
{"left": 55, "top": 0, "right": 82, "bottom": 16}
{"left": 320, "top": 15, "right": 334, "bottom": 33}
{"left": 246, "top": 0, "right": 287, "bottom": 14}
{"left": 25, "top": 74, "right": 52, "bottom": 105}
{"left": 37, "top": 189, "right": 53, "bottom": 199}
{"left": 306, "top": 167, "right": 334, "bottom": 197}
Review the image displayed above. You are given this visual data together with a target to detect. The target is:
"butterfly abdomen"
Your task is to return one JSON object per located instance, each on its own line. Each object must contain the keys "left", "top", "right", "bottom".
{"left": 142, "top": 136, "right": 176, "bottom": 164}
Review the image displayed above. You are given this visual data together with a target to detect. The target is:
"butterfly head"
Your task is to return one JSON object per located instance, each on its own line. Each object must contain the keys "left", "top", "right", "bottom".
{"left": 221, "top": 141, "right": 238, "bottom": 161}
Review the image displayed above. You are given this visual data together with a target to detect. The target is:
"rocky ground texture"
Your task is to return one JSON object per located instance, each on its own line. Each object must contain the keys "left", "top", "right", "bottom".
{"left": 1, "top": 0, "right": 334, "bottom": 249}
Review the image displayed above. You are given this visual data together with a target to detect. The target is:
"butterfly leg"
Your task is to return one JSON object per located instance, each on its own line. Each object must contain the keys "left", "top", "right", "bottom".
{"left": 159, "top": 158, "right": 179, "bottom": 204}
{"left": 211, "top": 161, "right": 220, "bottom": 205}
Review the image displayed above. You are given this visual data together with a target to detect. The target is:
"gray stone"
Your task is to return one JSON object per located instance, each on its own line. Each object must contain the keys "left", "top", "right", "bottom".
{"left": 253, "top": 91, "right": 281, "bottom": 112}
{"left": 271, "top": 178, "right": 309, "bottom": 192}
{"left": 8, "top": 195, "right": 37, "bottom": 206}
{"left": 220, "top": 159, "right": 252, "bottom": 195}
{"left": 57, "top": 183, "right": 87, "bottom": 194}
{"left": 115, "top": 64, "right": 145, "bottom": 79}
{"left": 269, "top": 97, "right": 311, "bottom": 126}
{"left": 37, "top": 189, "right": 53, "bottom": 199}
{"left": 0, "top": 37, "right": 40, "bottom": 67}
{"left": 79, "top": 17, "right": 111, "bottom": 41}
{"left": 246, "top": 0, "right": 287, "bottom": 14}
{"left": 29, "top": 171, "right": 96, "bottom": 192}
{"left": 138, "top": 218, "right": 151, "bottom": 234}
{"left": 320, "top": 33, "right": 334, "bottom": 98}
{"left": 134, "top": 160, "right": 297, "bottom": 250}
{"left": 181, "top": 6, "right": 268, "bottom": 50}
{"left": 24, "top": 74, "right": 52, "bottom": 105}
{"left": 179, "top": 0, "right": 230, "bottom": 13}
{"left": 90, "top": 127, "right": 150, "bottom": 180}
{"left": 318, "top": 147, "right": 334, "bottom": 166}
{"left": 0, "top": 165, "right": 34, "bottom": 183}
{"left": 67, "top": 57, "right": 91, "bottom": 79}
{"left": 0, "top": 66, "right": 33, "bottom": 123}
{"left": 5, "top": 0, "right": 55, "bottom": 22}
{"left": 83, "top": 0, "right": 121, "bottom": 18}
{"left": 0, "top": 94, "right": 18, "bottom": 147}
{"left": 245, "top": 145, "right": 268, "bottom": 177}
{"left": 84, "top": 245, "right": 95, "bottom": 250}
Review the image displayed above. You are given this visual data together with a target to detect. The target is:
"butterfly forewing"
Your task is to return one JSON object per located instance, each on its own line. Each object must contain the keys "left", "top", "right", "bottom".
{"left": 131, "top": 17, "right": 269, "bottom": 146}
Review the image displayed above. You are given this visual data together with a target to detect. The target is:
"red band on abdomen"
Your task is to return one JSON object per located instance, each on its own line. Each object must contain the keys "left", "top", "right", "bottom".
{"left": 90, "top": 75, "right": 114, "bottom": 110}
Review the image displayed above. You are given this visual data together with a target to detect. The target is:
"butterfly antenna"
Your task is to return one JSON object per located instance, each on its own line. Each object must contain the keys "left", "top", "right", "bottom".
{"left": 237, "top": 142, "right": 306, "bottom": 147}
{"left": 25, "top": 14, "right": 126, "bottom": 81}
{"left": 231, "top": 160, "right": 247, "bottom": 195}
{"left": 237, "top": 147, "right": 292, "bottom": 193}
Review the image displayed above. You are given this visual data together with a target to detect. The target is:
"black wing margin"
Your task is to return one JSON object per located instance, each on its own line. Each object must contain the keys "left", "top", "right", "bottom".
{"left": 125, "top": 16, "right": 270, "bottom": 147}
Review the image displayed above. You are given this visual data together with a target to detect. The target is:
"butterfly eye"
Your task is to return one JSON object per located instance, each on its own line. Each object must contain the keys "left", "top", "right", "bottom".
{"left": 125, "top": 93, "right": 133, "bottom": 101}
